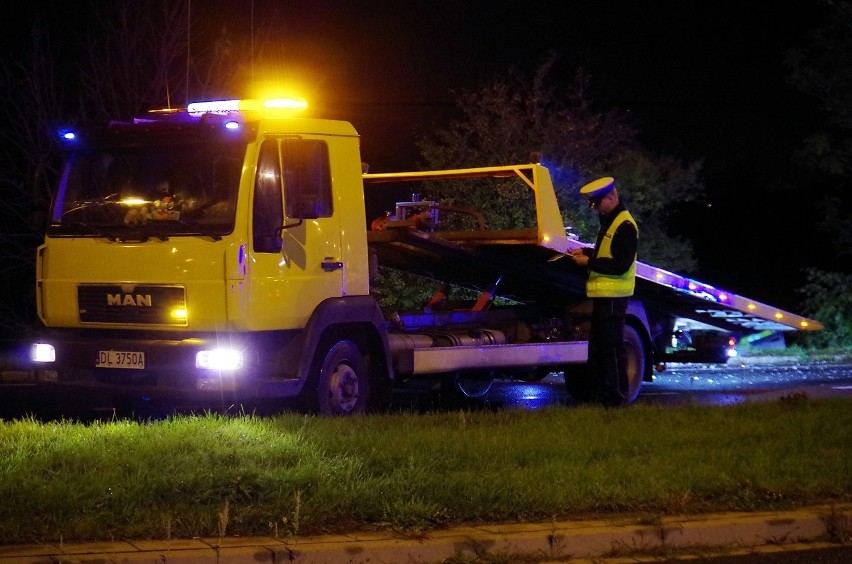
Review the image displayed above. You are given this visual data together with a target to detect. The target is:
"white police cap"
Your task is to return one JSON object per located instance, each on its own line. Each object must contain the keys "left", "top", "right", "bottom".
{"left": 579, "top": 177, "right": 615, "bottom": 199}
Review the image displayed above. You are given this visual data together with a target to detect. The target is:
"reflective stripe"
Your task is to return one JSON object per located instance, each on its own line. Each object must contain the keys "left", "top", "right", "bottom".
{"left": 587, "top": 210, "right": 637, "bottom": 298}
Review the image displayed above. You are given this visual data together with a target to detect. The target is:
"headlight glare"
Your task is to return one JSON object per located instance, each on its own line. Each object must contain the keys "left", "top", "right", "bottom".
{"left": 196, "top": 349, "right": 243, "bottom": 370}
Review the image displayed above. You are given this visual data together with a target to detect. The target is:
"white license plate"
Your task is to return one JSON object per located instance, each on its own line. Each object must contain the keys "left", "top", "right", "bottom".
{"left": 96, "top": 350, "right": 145, "bottom": 369}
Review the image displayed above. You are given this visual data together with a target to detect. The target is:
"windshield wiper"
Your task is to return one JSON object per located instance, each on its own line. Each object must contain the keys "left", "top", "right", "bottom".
{"left": 56, "top": 221, "right": 121, "bottom": 241}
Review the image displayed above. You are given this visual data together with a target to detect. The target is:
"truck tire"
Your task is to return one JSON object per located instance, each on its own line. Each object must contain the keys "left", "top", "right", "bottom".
{"left": 312, "top": 340, "right": 370, "bottom": 416}
{"left": 563, "top": 324, "right": 645, "bottom": 405}
{"left": 621, "top": 324, "right": 645, "bottom": 404}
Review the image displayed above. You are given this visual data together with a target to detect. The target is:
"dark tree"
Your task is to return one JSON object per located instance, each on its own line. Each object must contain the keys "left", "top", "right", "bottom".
{"left": 416, "top": 55, "right": 705, "bottom": 272}
{"left": 785, "top": 0, "right": 852, "bottom": 346}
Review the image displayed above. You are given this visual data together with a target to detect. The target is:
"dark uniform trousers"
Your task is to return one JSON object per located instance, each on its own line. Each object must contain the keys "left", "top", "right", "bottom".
{"left": 589, "top": 296, "right": 629, "bottom": 404}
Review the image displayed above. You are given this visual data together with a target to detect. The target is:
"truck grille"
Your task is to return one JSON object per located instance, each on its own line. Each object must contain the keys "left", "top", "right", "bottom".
{"left": 77, "top": 284, "right": 187, "bottom": 325}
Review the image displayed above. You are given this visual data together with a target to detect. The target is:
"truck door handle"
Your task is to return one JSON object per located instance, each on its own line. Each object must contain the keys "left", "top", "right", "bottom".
{"left": 321, "top": 258, "right": 343, "bottom": 272}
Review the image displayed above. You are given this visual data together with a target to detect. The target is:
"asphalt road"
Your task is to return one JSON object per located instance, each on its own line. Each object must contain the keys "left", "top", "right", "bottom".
{"left": 395, "top": 357, "right": 852, "bottom": 413}
{"left": 639, "top": 358, "right": 852, "bottom": 406}
{"left": 1, "top": 357, "right": 850, "bottom": 420}
{"left": 650, "top": 545, "right": 852, "bottom": 563}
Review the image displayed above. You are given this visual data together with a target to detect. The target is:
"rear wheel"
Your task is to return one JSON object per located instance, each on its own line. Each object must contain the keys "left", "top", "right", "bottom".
{"left": 621, "top": 324, "right": 645, "bottom": 404}
{"left": 564, "top": 324, "right": 646, "bottom": 405}
{"left": 311, "top": 340, "right": 370, "bottom": 416}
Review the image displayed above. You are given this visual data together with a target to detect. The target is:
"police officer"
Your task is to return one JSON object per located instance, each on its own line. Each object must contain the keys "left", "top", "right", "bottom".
{"left": 567, "top": 177, "right": 638, "bottom": 405}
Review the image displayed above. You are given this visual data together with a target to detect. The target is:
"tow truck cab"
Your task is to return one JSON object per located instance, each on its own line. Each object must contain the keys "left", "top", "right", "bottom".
{"left": 33, "top": 99, "right": 386, "bottom": 411}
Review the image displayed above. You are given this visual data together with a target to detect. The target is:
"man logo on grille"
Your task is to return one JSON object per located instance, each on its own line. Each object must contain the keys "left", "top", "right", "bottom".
{"left": 107, "top": 294, "right": 153, "bottom": 306}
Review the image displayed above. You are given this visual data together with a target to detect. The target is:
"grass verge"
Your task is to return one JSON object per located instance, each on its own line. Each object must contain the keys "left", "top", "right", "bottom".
{"left": 0, "top": 398, "right": 850, "bottom": 545}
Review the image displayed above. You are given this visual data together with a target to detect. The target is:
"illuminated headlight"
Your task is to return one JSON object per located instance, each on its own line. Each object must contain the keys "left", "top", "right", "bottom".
{"left": 196, "top": 349, "right": 243, "bottom": 370}
{"left": 31, "top": 343, "right": 56, "bottom": 363}
{"left": 726, "top": 337, "right": 738, "bottom": 358}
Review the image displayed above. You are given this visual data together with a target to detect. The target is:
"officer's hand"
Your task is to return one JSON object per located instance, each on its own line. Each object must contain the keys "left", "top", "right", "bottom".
{"left": 567, "top": 249, "right": 589, "bottom": 266}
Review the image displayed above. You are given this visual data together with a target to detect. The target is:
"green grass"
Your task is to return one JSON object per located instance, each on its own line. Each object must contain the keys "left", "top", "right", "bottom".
{"left": 1, "top": 399, "right": 851, "bottom": 545}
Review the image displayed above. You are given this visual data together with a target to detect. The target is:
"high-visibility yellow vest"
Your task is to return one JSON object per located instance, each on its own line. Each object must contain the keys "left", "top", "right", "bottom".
{"left": 587, "top": 210, "right": 637, "bottom": 298}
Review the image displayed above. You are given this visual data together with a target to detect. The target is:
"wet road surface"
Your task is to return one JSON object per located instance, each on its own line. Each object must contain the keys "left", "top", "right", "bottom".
{"left": 0, "top": 358, "right": 850, "bottom": 420}
{"left": 396, "top": 358, "right": 852, "bottom": 412}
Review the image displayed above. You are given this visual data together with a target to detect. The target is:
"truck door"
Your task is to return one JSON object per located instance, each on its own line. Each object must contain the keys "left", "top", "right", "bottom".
{"left": 249, "top": 136, "right": 342, "bottom": 329}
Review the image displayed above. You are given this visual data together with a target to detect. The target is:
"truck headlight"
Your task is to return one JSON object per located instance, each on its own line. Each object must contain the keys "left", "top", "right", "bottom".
{"left": 196, "top": 349, "right": 243, "bottom": 370}
{"left": 31, "top": 343, "right": 56, "bottom": 363}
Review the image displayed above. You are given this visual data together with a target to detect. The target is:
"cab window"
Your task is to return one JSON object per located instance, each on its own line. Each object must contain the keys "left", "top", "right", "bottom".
{"left": 281, "top": 140, "right": 332, "bottom": 219}
{"left": 252, "top": 139, "right": 284, "bottom": 253}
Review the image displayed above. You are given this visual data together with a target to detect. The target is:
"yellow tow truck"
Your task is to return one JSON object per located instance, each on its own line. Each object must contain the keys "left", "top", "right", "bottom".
{"left": 12, "top": 98, "right": 820, "bottom": 414}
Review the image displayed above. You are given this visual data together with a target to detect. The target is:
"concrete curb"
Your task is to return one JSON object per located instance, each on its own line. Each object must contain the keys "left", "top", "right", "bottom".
{"left": 0, "top": 504, "right": 848, "bottom": 563}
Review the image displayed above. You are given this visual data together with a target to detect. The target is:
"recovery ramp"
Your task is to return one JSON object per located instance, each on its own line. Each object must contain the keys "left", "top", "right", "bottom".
{"left": 364, "top": 165, "right": 823, "bottom": 335}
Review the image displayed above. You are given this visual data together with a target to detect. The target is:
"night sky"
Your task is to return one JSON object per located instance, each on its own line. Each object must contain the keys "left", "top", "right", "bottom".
{"left": 10, "top": 1, "right": 837, "bottom": 313}
{"left": 258, "top": 1, "right": 832, "bottom": 312}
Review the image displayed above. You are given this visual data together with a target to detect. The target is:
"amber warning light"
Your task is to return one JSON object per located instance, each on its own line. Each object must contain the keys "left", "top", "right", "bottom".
{"left": 187, "top": 98, "right": 308, "bottom": 116}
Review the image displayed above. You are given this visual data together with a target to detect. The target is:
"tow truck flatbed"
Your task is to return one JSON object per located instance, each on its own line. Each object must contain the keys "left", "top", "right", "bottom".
{"left": 365, "top": 165, "right": 822, "bottom": 335}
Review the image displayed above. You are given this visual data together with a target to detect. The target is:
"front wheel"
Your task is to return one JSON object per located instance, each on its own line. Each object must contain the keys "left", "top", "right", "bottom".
{"left": 311, "top": 340, "right": 370, "bottom": 416}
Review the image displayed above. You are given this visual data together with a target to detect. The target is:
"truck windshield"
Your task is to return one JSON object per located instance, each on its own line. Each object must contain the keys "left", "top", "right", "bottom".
{"left": 48, "top": 141, "right": 245, "bottom": 239}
